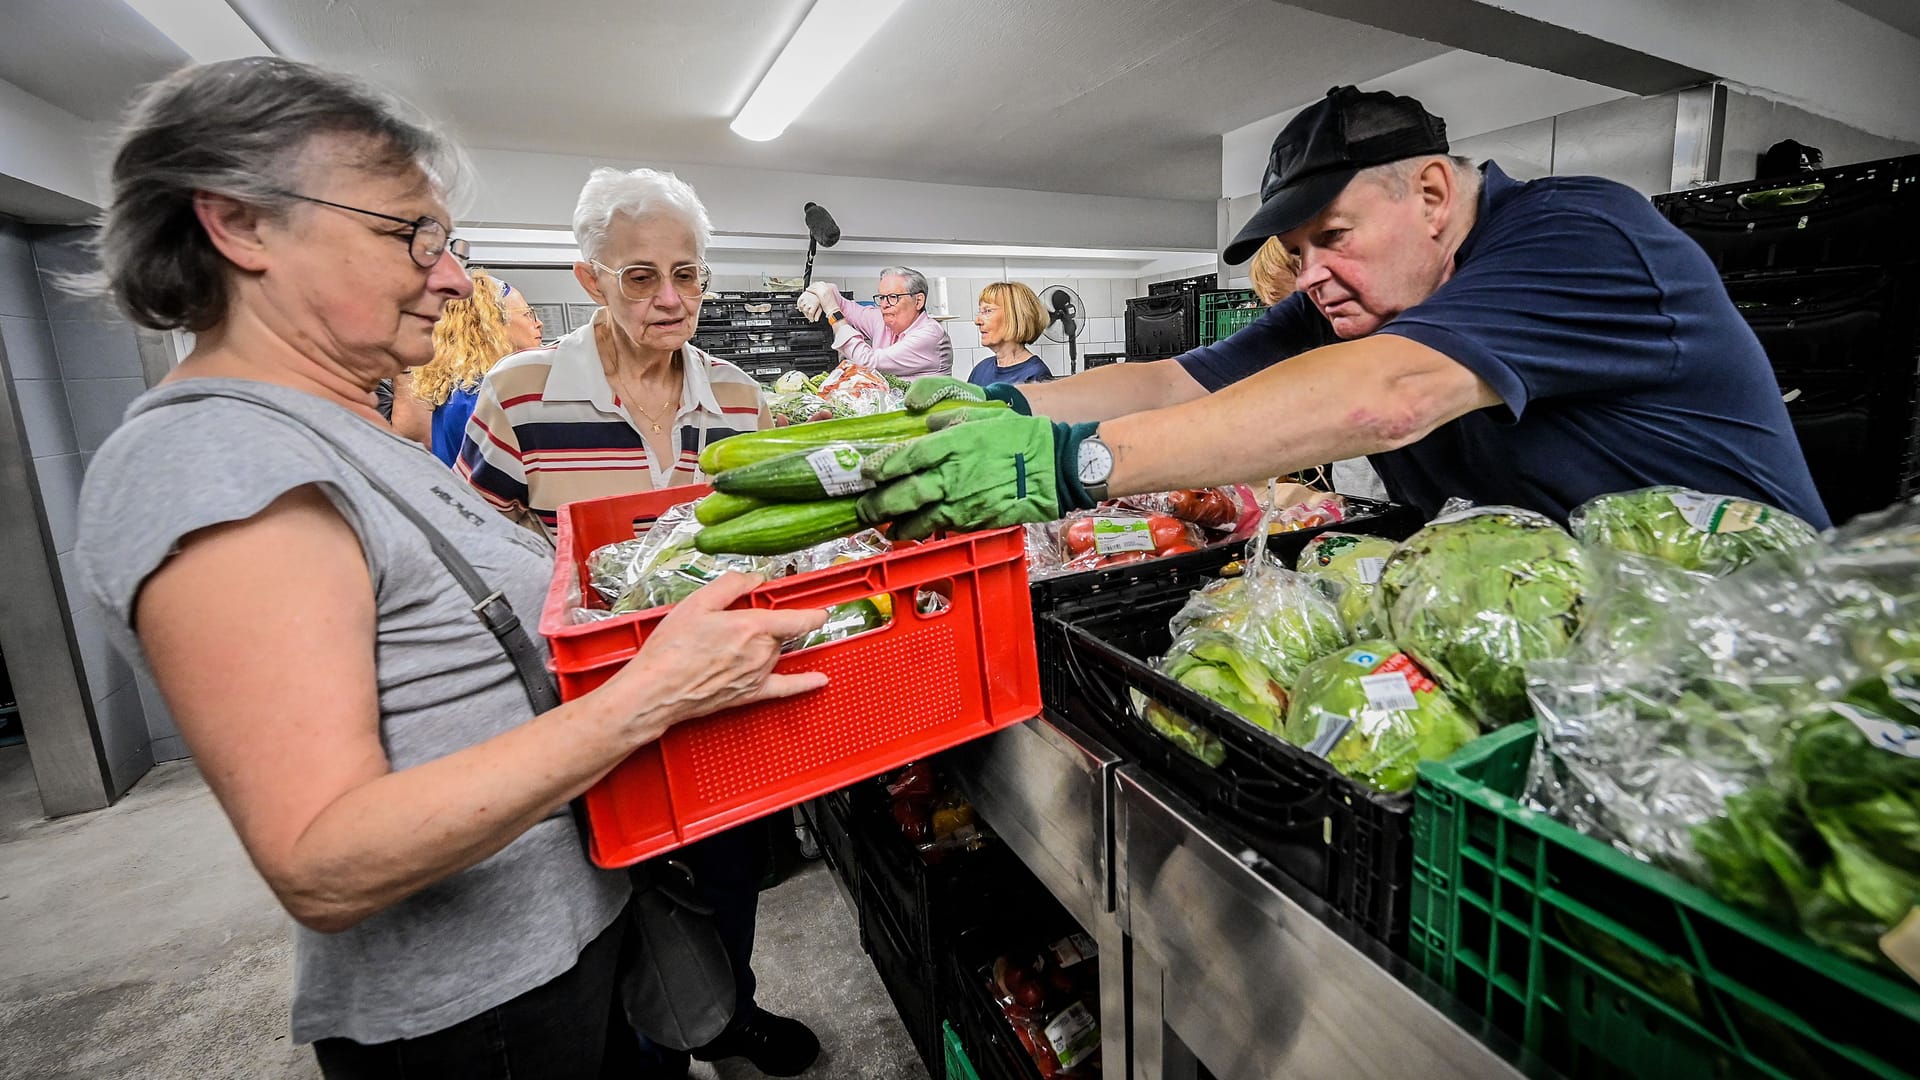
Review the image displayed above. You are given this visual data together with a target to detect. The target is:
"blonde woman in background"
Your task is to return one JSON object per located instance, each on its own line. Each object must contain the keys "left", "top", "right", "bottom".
{"left": 967, "top": 281, "right": 1054, "bottom": 387}
{"left": 414, "top": 268, "right": 545, "bottom": 465}
{"left": 1248, "top": 236, "right": 1299, "bottom": 305}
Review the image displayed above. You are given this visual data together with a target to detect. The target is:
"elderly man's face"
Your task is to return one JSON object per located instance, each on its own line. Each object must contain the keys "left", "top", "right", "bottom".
{"left": 875, "top": 274, "right": 924, "bottom": 336}
{"left": 1279, "top": 161, "right": 1458, "bottom": 340}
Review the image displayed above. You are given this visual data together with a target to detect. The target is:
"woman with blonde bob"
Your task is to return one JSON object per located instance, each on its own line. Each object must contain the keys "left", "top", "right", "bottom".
{"left": 1248, "top": 236, "right": 1299, "bottom": 305}
{"left": 967, "top": 281, "right": 1053, "bottom": 387}
{"left": 414, "top": 267, "right": 544, "bottom": 465}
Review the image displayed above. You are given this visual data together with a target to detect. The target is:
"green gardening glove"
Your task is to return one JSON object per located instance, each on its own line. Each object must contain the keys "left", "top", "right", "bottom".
{"left": 858, "top": 412, "right": 1095, "bottom": 540}
{"left": 901, "top": 376, "right": 1032, "bottom": 416}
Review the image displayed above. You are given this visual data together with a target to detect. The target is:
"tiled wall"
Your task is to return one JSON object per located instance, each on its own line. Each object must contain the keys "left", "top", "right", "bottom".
{"left": 705, "top": 273, "right": 1142, "bottom": 378}
{"left": 0, "top": 217, "right": 169, "bottom": 790}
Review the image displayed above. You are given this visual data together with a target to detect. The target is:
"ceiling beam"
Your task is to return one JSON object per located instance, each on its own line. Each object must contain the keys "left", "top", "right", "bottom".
{"left": 1266, "top": 0, "right": 1707, "bottom": 94}
{"left": 1274, "top": 0, "right": 1920, "bottom": 144}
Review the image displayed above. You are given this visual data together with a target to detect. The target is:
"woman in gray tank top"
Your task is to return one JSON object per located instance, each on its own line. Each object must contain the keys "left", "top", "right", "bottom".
{"left": 71, "top": 58, "right": 831, "bottom": 1079}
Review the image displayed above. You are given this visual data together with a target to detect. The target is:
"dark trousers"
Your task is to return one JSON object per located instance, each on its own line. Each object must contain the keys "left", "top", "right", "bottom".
{"left": 313, "top": 908, "right": 645, "bottom": 1079}
{"left": 669, "top": 816, "right": 765, "bottom": 1022}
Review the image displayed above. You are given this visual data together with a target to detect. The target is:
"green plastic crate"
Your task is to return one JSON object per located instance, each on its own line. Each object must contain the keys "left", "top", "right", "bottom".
{"left": 943, "top": 1020, "right": 983, "bottom": 1080}
{"left": 1198, "top": 288, "right": 1259, "bottom": 344}
{"left": 1411, "top": 722, "right": 1920, "bottom": 1080}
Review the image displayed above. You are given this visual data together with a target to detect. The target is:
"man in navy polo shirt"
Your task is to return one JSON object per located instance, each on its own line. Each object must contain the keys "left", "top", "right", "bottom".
{"left": 858, "top": 86, "right": 1831, "bottom": 537}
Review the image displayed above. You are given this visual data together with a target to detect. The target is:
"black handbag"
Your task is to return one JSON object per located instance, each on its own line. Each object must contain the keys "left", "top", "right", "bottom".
{"left": 160, "top": 387, "right": 739, "bottom": 1049}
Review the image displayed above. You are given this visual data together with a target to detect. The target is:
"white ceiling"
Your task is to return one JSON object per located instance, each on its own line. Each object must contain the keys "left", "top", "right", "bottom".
{"left": 0, "top": 0, "right": 187, "bottom": 121}
{"left": 92, "top": 0, "right": 1443, "bottom": 202}
{"left": 1837, "top": 0, "right": 1920, "bottom": 38}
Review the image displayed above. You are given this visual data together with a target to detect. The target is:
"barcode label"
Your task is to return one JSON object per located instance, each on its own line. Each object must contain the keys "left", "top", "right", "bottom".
{"left": 1360, "top": 672, "right": 1419, "bottom": 712}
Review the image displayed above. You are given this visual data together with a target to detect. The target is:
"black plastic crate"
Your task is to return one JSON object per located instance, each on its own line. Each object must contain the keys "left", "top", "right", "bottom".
{"left": 698, "top": 291, "right": 809, "bottom": 329}
{"left": 801, "top": 790, "right": 859, "bottom": 901}
{"left": 1080, "top": 352, "right": 1124, "bottom": 371}
{"left": 1147, "top": 272, "right": 1218, "bottom": 297}
{"left": 692, "top": 325, "right": 828, "bottom": 358}
{"left": 1029, "top": 498, "right": 1418, "bottom": 715}
{"left": 1039, "top": 506, "right": 1425, "bottom": 950}
{"left": 732, "top": 351, "right": 838, "bottom": 385}
{"left": 941, "top": 933, "right": 1046, "bottom": 1080}
{"left": 1654, "top": 154, "right": 1920, "bottom": 275}
{"left": 1729, "top": 265, "right": 1920, "bottom": 376}
{"left": 1125, "top": 293, "right": 1197, "bottom": 358}
{"left": 859, "top": 873, "right": 942, "bottom": 1071}
{"left": 847, "top": 786, "right": 1033, "bottom": 966}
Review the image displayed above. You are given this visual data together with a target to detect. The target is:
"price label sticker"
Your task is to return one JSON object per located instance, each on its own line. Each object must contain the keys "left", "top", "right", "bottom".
{"left": 1667, "top": 491, "right": 1769, "bottom": 534}
{"left": 1092, "top": 516, "right": 1156, "bottom": 555}
{"left": 805, "top": 444, "right": 874, "bottom": 496}
{"left": 1356, "top": 556, "right": 1386, "bottom": 585}
{"left": 1360, "top": 672, "right": 1419, "bottom": 712}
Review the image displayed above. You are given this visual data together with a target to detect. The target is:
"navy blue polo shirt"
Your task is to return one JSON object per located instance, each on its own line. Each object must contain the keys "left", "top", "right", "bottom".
{"left": 1178, "top": 162, "right": 1830, "bottom": 528}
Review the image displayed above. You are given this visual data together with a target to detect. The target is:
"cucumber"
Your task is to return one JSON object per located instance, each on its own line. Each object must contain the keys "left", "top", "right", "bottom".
{"left": 694, "top": 497, "right": 866, "bottom": 556}
{"left": 713, "top": 443, "right": 880, "bottom": 502}
{"left": 698, "top": 399, "right": 1006, "bottom": 473}
{"left": 693, "top": 491, "right": 769, "bottom": 526}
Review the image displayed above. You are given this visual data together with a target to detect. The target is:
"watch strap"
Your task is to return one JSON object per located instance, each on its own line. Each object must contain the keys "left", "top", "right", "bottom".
{"left": 1054, "top": 422, "right": 1102, "bottom": 511}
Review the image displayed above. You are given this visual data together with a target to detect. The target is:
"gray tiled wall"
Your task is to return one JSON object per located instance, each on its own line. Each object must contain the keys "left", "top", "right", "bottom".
{"left": 0, "top": 218, "right": 169, "bottom": 796}
{"left": 30, "top": 226, "right": 177, "bottom": 772}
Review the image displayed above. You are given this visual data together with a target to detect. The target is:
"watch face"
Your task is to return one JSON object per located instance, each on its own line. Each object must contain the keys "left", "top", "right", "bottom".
{"left": 1076, "top": 438, "right": 1114, "bottom": 485}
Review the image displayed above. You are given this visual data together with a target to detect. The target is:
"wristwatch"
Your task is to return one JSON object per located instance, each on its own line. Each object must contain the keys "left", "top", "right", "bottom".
{"left": 1076, "top": 433, "right": 1114, "bottom": 502}
{"left": 825, "top": 310, "right": 842, "bottom": 325}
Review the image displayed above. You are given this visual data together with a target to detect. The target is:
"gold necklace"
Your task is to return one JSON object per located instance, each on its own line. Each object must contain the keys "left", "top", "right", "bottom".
{"left": 625, "top": 392, "right": 680, "bottom": 434}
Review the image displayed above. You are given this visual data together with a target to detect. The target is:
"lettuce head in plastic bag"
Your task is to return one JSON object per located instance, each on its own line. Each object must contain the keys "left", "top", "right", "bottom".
{"left": 1571, "top": 485, "right": 1820, "bottom": 576}
{"left": 1376, "top": 504, "right": 1591, "bottom": 727}
{"left": 1284, "top": 641, "right": 1479, "bottom": 793}
{"left": 1294, "top": 532, "right": 1396, "bottom": 637}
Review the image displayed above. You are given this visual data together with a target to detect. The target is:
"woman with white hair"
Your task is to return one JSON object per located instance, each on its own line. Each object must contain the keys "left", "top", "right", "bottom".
{"left": 459, "top": 167, "right": 772, "bottom": 534}
{"left": 459, "top": 168, "right": 819, "bottom": 1078}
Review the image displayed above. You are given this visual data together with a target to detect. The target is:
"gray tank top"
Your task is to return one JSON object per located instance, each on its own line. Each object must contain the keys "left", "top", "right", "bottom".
{"left": 75, "top": 378, "right": 630, "bottom": 1044}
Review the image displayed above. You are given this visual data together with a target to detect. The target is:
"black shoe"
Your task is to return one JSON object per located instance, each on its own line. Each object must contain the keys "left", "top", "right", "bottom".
{"left": 691, "top": 1010, "right": 821, "bottom": 1077}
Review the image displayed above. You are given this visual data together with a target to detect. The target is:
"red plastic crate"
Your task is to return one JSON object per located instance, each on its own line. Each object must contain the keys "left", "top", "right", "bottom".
{"left": 539, "top": 485, "right": 1041, "bottom": 868}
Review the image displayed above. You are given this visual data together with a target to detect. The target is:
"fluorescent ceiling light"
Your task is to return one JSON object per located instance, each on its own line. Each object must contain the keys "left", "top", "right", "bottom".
{"left": 731, "top": 0, "right": 905, "bottom": 142}
{"left": 124, "top": 0, "right": 273, "bottom": 62}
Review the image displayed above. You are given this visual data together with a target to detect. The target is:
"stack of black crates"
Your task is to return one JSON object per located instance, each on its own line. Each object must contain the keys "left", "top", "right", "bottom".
{"left": 1123, "top": 272, "right": 1214, "bottom": 359}
{"left": 799, "top": 775, "right": 1065, "bottom": 1080}
{"left": 691, "top": 290, "right": 837, "bottom": 386}
{"left": 1653, "top": 155, "right": 1920, "bottom": 524}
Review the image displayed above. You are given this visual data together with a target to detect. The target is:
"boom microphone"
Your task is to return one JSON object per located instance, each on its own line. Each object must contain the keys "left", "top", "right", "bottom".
{"left": 804, "top": 202, "right": 841, "bottom": 247}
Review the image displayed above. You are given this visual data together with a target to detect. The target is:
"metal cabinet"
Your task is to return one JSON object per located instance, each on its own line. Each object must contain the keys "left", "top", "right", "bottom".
{"left": 1115, "top": 766, "right": 1547, "bottom": 1080}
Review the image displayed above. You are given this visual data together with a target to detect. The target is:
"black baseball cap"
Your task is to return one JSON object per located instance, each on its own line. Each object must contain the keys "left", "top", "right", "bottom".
{"left": 1224, "top": 86, "right": 1450, "bottom": 265}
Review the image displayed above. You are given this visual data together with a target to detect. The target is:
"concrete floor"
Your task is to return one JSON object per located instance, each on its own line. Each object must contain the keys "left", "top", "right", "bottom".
{"left": 0, "top": 745, "right": 927, "bottom": 1080}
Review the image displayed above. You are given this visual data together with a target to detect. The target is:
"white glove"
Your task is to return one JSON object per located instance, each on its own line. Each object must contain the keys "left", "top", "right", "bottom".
{"left": 796, "top": 290, "right": 823, "bottom": 321}
{"left": 808, "top": 282, "right": 842, "bottom": 319}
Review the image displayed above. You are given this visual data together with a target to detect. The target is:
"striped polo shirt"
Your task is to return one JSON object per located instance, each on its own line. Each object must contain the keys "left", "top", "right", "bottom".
{"left": 458, "top": 313, "right": 771, "bottom": 534}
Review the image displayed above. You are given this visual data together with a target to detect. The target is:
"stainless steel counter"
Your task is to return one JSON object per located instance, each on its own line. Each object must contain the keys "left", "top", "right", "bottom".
{"left": 946, "top": 713, "right": 1133, "bottom": 1071}
{"left": 948, "top": 713, "right": 1552, "bottom": 1080}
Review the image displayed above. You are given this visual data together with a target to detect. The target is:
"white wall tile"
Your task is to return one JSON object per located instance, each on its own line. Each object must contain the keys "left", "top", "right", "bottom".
{"left": 0, "top": 221, "right": 47, "bottom": 320}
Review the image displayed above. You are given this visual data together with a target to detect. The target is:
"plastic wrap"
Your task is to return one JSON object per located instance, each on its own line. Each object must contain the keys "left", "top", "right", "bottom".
{"left": 1133, "top": 528, "right": 1351, "bottom": 762}
{"left": 1026, "top": 509, "right": 1205, "bottom": 580}
{"left": 1374, "top": 502, "right": 1591, "bottom": 727}
{"left": 1525, "top": 506, "right": 1920, "bottom": 971}
{"left": 1283, "top": 640, "right": 1479, "bottom": 793}
{"left": 1266, "top": 493, "right": 1348, "bottom": 533}
{"left": 1113, "top": 486, "right": 1254, "bottom": 532}
{"left": 1293, "top": 532, "right": 1397, "bottom": 638}
{"left": 1570, "top": 485, "right": 1822, "bottom": 575}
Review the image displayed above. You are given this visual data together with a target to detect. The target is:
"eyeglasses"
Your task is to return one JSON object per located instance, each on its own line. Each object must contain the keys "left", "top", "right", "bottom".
{"left": 277, "top": 191, "right": 469, "bottom": 268}
{"left": 507, "top": 306, "right": 542, "bottom": 323}
{"left": 874, "top": 291, "right": 924, "bottom": 308}
{"left": 975, "top": 305, "right": 999, "bottom": 317}
{"left": 590, "top": 260, "right": 711, "bottom": 303}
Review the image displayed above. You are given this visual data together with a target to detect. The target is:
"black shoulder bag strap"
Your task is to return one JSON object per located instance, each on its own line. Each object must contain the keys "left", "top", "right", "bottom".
{"left": 158, "top": 388, "right": 559, "bottom": 714}
{"left": 156, "top": 388, "right": 740, "bottom": 1048}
